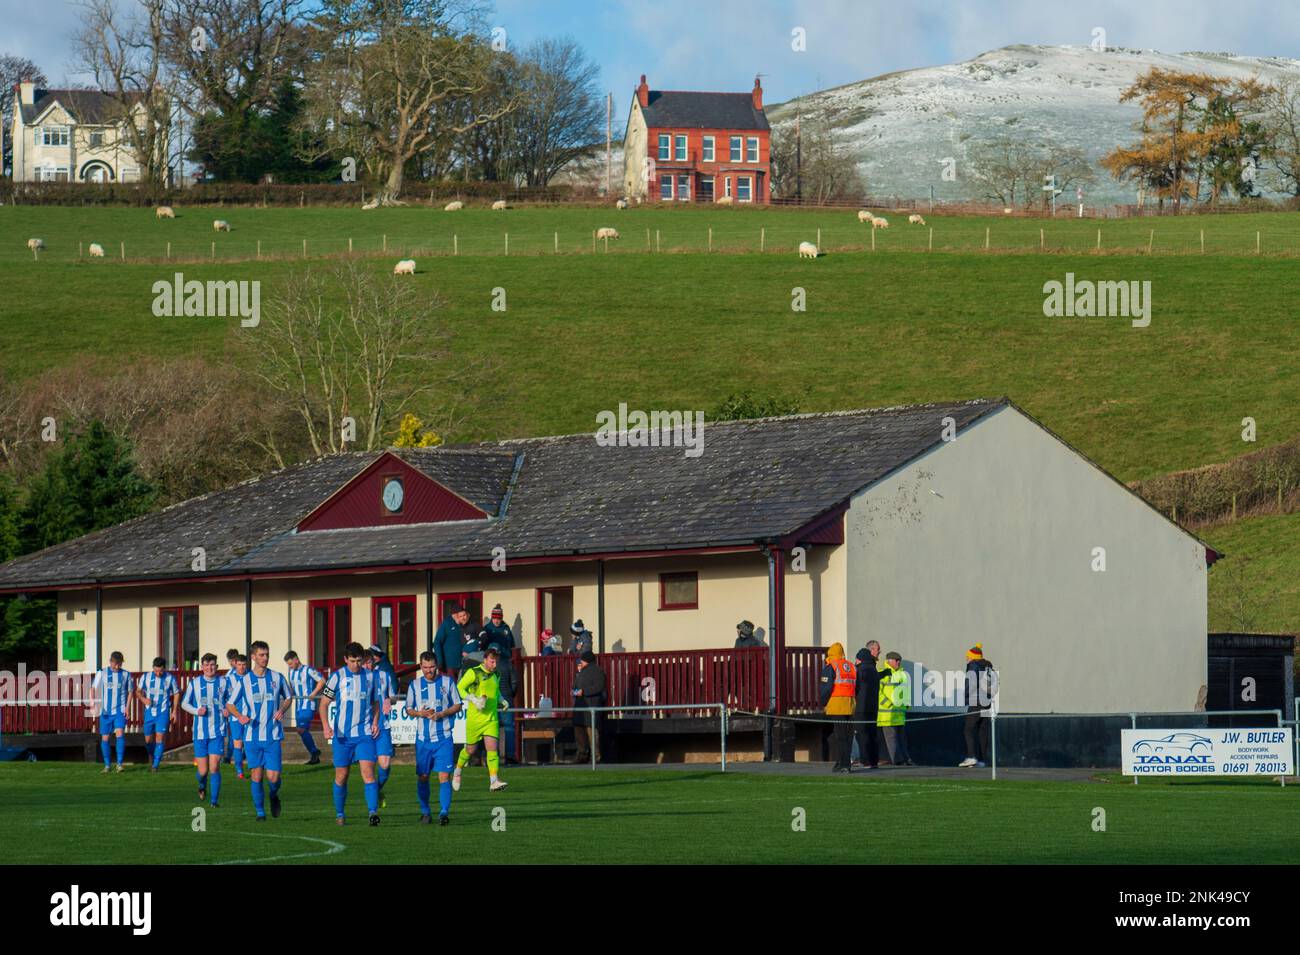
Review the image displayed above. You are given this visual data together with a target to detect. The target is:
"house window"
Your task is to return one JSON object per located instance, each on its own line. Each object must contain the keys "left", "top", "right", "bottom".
{"left": 660, "top": 174, "right": 673, "bottom": 200}
{"left": 730, "top": 136, "right": 742, "bottom": 162}
{"left": 702, "top": 136, "right": 715, "bottom": 162}
{"left": 657, "top": 134, "right": 670, "bottom": 161}
{"left": 42, "top": 126, "right": 69, "bottom": 147}
{"left": 725, "top": 177, "right": 732, "bottom": 198}
{"left": 659, "top": 572, "right": 699, "bottom": 610}
{"left": 308, "top": 598, "right": 352, "bottom": 671}
{"left": 677, "top": 174, "right": 690, "bottom": 201}
{"left": 737, "top": 177, "right": 752, "bottom": 202}
{"left": 700, "top": 176, "right": 714, "bottom": 199}
{"left": 439, "top": 592, "right": 483, "bottom": 629}
{"left": 675, "top": 134, "right": 687, "bottom": 162}
{"left": 89, "top": 131, "right": 104, "bottom": 147}
{"left": 40, "top": 166, "right": 69, "bottom": 182}
{"left": 159, "top": 606, "right": 200, "bottom": 670}
{"left": 747, "top": 137, "right": 759, "bottom": 163}
{"left": 373, "top": 595, "right": 417, "bottom": 666}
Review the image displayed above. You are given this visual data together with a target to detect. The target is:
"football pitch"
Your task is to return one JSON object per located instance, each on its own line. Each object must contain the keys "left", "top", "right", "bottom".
{"left": 1, "top": 763, "right": 1296, "bottom": 864}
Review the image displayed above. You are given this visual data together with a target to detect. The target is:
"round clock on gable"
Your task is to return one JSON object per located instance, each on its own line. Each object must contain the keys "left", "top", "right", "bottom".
{"left": 382, "top": 476, "right": 404, "bottom": 513}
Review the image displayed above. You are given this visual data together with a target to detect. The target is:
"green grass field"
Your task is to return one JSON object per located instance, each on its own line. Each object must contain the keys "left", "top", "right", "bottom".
{"left": 1, "top": 762, "right": 1295, "bottom": 864}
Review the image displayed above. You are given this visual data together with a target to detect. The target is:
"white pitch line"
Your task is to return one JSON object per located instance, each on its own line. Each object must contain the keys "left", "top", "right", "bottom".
{"left": 131, "top": 826, "right": 347, "bottom": 865}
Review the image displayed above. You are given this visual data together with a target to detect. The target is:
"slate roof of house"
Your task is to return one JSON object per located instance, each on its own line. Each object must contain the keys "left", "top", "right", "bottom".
{"left": 0, "top": 399, "right": 1008, "bottom": 591}
{"left": 19, "top": 89, "right": 146, "bottom": 126}
{"left": 640, "top": 91, "right": 770, "bottom": 131}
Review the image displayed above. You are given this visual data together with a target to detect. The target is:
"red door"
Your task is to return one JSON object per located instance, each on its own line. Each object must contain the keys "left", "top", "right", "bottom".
{"left": 373, "top": 595, "right": 417, "bottom": 666}
{"left": 308, "top": 599, "right": 352, "bottom": 670}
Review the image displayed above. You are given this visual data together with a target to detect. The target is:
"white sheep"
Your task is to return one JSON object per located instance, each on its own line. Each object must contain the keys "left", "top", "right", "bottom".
{"left": 393, "top": 259, "right": 416, "bottom": 275}
{"left": 871, "top": 217, "right": 890, "bottom": 229}
{"left": 857, "top": 209, "right": 873, "bottom": 222}
{"left": 615, "top": 198, "right": 628, "bottom": 210}
{"left": 361, "top": 197, "right": 379, "bottom": 210}
{"left": 798, "top": 241, "right": 819, "bottom": 259}
{"left": 1003, "top": 207, "right": 1013, "bottom": 215}
{"left": 634, "top": 196, "right": 642, "bottom": 205}
{"left": 88, "top": 243, "right": 105, "bottom": 258}
{"left": 596, "top": 227, "right": 619, "bottom": 240}
{"left": 491, "top": 199, "right": 508, "bottom": 210}
{"left": 715, "top": 195, "right": 734, "bottom": 206}
{"left": 155, "top": 206, "right": 174, "bottom": 219}
{"left": 909, "top": 214, "right": 926, "bottom": 225}
{"left": 444, "top": 200, "right": 464, "bottom": 211}
{"left": 27, "top": 238, "right": 45, "bottom": 251}
{"left": 213, "top": 219, "right": 231, "bottom": 232}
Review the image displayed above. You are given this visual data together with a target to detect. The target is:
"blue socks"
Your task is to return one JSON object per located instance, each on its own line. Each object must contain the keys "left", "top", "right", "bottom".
{"left": 251, "top": 779, "right": 265, "bottom": 816}
{"left": 152, "top": 742, "right": 165, "bottom": 768}
{"left": 269, "top": 779, "right": 281, "bottom": 797}
{"left": 115, "top": 736, "right": 125, "bottom": 765}
{"left": 378, "top": 765, "right": 390, "bottom": 790}
{"left": 333, "top": 782, "right": 347, "bottom": 818}
{"left": 195, "top": 767, "right": 203, "bottom": 787}
{"left": 439, "top": 780, "right": 451, "bottom": 816}
{"left": 209, "top": 770, "right": 222, "bottom": 805}
{"left": 301, "top": 730, "right": 319, "bottom": 756}
{"left": 232, "top": 747, "right": 244, "bottom": 773}
{"left": 417, "top": 778, "right": 431, "bottom": 815}
{"left": 364, "top": 781, "right": 379, "bottom": 813}
{"left": 100, "top": 741, "right": 111, "bottom": 767}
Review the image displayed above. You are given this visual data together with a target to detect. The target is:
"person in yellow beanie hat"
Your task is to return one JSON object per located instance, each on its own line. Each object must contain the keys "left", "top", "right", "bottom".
{"left": 959, "top": 644, "right": 997, "bottom": 768}
{"left": 819, "top": 642, "right": 857, "bottom": 773}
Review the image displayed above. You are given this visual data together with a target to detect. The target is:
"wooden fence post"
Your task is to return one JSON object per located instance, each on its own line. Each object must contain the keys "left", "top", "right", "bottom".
{"left": 1040, "top": 228, "right": 1044, "bottom": 250}
{"left": 708, "top": 227, "right": 712, "bottom": 252}
{"left": 505, "top": 233, "right": 509, "bottom": 256}
{"left": 1200, "top": 229, "right": 1204, "bottom": 254}
{"left": 1148, "top": 229, "right": 1153, "bottom": 254}
{"left": 928, "top": 227, "right": 932, "bottom": 251}
{"left": 167, "top": 241, "right": 171, "bottom": 260}
{"left": 1096, "top": 228, "right": 1101, "bottom": 251}
{"left": 555, "top": 232, "right": 559, "bottom": 253}
{"left": 454, "top": 235, "right": 458, "bottom": 256}
{"left": 121, "top": 241, "right": 126, "bottom": 261}
{"left": 985, "top": 226, "right": 990, "bottom": 250}
{"left": 257, "top": 240, "right": 261, "bottom": 260}
{"left": 760, "top": 227, "right": 765, "bottom": 252}
{"left": 302, "top": 239, "right": 307, "bottom": 258}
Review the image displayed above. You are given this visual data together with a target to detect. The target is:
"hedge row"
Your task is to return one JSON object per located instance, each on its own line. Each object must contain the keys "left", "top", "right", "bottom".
{"left": 1131, "top": 437, "right": 1300, "bottom": 526}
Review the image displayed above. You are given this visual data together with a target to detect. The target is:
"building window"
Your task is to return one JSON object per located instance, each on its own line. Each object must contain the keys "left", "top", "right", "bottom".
{"left": 373, "top": 595, "right": 417, "bottom": 666}
{"left": 675, "top": 134, "right": 687, "bottom": 162}
{"left": 439, "top": 592, "right": 484, "bottom": 629}
{"left": 737, "top": 177, "right": 752, "bottom": 202}
{"left": 730, "top": 136, "right": 742, "bottom": 162}
{"left": 159, "top": 606, "right": 200, "bottom": 670}
{"left": 658, "top": 134, "right": 670, "bottom": 161}
{"left": 747, "top": 137, "right": 759, "bottom": 163}
{"left": 702, "top": 136, "right": 714, "bottom": 162}
{"left": 40, "top": 166, "right": 69, "bottom": 182}
{"left": 700, "top": 176, "right": 714, "bottom": 199}
{"left": 42, "top": 126, "right": 69, "bottom": 147}
{"left": 659, "top": 572, "right": 699, "bottom": 610}
{"left": 677, "top": 174, "right": 690, "bottom": 201}
{"left": 660, "top": 174, "right": 673, "bottom": 200}
{"left": 725, "top": 176, "right": 732, "bottom": 198}
{"left": 89, "top": 131, "right": 104, "bottom": 147}
{"left": 309, "top": 598, "right": 352, "bottom": 671}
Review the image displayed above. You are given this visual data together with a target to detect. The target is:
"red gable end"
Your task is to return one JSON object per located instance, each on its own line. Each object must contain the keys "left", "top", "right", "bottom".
{"left": 298, "top": 452, "right": 487, "bottom": 532}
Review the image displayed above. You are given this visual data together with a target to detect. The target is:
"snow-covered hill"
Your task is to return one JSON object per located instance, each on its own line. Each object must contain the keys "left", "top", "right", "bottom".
{"left": 766, "top": 44, "right": 1300, "bottom": 205}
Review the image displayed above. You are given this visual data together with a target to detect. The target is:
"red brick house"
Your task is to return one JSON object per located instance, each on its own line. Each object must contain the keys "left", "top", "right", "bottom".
{"left": 622, "top": 75, "right": 771, "bottom": 204}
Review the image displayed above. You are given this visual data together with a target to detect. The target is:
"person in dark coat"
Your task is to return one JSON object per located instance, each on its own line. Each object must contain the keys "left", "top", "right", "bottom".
{"left": 853, "top": 641, "right": 887, "bottom": 769}
{"left": 433, "top": 604, "right": 470, "bottom": 675}
{"left": 571, "top": 650, "right": 608, "bottom": 762}
{"left": 478, "top": 605, "right": 517, "bottom": 762}
{"left": 734, "top": 620, "right": 763, "bottom": 648}
{"left": 959, "top": 644, "right": 997, "bottom": 767}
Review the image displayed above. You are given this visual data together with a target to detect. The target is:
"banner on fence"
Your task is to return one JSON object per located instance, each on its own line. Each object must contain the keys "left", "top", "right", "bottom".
{"left": 1120, "top": 728, "right": 1293, "bottom": 776}
{"left": 324, "top": 700, "right": 466, "bottom": 746}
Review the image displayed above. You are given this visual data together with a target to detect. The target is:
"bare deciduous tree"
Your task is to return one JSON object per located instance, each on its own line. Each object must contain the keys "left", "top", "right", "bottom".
{"left": 0, "top": 54, "right": 49, "bottom": 176}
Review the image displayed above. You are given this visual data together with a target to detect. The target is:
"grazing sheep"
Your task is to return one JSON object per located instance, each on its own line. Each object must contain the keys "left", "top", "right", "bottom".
{"left": 213, "top": 219, "right": 231, "bottom": 232}
{"left": 155, "top": 206, "right": 175, "bottom": 219}
{"left": 1003, "top": 207, "right": 1013, "bottom": 215}
{"left": 27, "top": 238, "right": 44, "bottom": 251}
{"left": 615, "top": 198, "right": 628, "bottom": 210}
{"left": 857, "top": 209, "right": 873, "bottom": 222}
{"left": 634, "top": 196, "right": 642, "bottom": 205}
{"left": 909, "top": 214, "right": 926, "bottom": 225}
{"left": 798, "top": 241, "right": 819, "bottom": 259}
{"left": 715, "top": 195, "right": 734, "bottom": 206}
{"left": 88, "top": 243, "right": 105, "bottom": 258}
{"left": 596, "top": 227, "right": 619, "bottom": 240}
{"left": 444, "top": 200, "right": 464, "bottom": 211}
{"left": 361, "top": 197, "right": 380, "bottom": 210}
{"left": 871, "top": 217, "right": 890, "bottom": 229}
{"left": 393, "top": 259, "right": 416, "bottom": 275}
{"left": 491, "top": 199, "right": 508, "bottom": 210}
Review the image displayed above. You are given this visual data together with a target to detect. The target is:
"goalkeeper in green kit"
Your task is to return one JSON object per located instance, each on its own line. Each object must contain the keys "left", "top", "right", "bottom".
{"left": 453, "top": 645, "right": 509, "bottom": 792}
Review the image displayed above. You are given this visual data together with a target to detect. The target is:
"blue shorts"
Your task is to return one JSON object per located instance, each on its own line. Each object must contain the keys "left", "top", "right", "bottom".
{"left": 229, "top": 719, "right": 246, "bottom": 742}
{"left": 244, "top": 738, "right": 283, "bottom": 773}
{"left": 98, "top": 713, "right": 126, "bottom": 735}
{"left": 295, "top": 708, "right": 318, "bottom": 729}
{"left": 332, "top": 735, "right": 377, "bottom": 768}
{"left": 415, "top": 739, "right": 455, "bottom": 777}
{"left": 194, "top": 736, "right": 225, "bottom": 759}
{"left": 142, "top": 713, "right": 170, "bottom": 736}
{"left": 375, "top": 727, "right": 394, "bottom": 758}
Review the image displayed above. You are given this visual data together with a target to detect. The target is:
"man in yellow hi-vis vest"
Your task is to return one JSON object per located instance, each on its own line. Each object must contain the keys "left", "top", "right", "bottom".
{"left": 878, "top": 651, "right": 913, "bottom": 766}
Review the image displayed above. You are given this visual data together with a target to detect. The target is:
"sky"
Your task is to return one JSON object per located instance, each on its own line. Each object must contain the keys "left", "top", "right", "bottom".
{"left": 8, "top": 0, "right": 1300, "bottom": 110}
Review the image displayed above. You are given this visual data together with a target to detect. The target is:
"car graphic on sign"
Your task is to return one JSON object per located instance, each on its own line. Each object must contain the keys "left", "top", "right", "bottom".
{"left": 1132, "top": 732, "right": 1212, "bottom": 754}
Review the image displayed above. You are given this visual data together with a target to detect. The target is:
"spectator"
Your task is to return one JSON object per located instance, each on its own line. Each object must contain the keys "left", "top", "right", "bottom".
{"left": 539, "top": 629, "right": 561, "bottom": 656}
{"left": 571, "top": 650, "right": 608, "bottom": 762}
{"left": 878, "top": 651, "right": 913, "bottom": 766}
{"left": 734, "top": 620, "right": 763, "bottom": 648}
{"left": 569, "top": 620, "right": 593, "bottom": 656}
{"left": 959, "top": 644, "right": 997, "bottom": 768}
{"left": 478, "top": 604, "right": 515, "bottom": 656}
{"left": 367, "top": 644, "right": 396, "bottom": 684}
{"left": 818, "top": 642, "right": 857, "bottom": 773}
{"left": 479, "top": 606, "right": 517, "bottom": 763}
{"left": 853, "top": 641, "right": 887, "bottom": 769}
{"left": 433, "top": 604, "right": 470, "bottom": 675}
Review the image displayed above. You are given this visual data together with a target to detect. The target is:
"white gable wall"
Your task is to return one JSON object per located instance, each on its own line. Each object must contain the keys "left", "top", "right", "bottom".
{"left": 845, "top": 405, "right": 1207, "bottom": 714}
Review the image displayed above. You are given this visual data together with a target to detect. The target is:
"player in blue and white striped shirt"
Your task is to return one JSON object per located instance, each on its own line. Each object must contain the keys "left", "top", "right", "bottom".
{"left": 226, "top": 641, "right": 292, "bottom": 821}
{"left": 365, "top": 646, "right": 398, "bottom": 808}
{"left": 406, "top": 651, "right": 462, "bottom": 825}
{"left": 224, "top": 653, "right": 250, "bottom": 778}
{"left": 135, "top": 658, "right": 179, "bottom": 772}
{"left": 284, "top": 651, "right": 325, "bottom": 765}
{"left": 322, "top": 642, "right": 383, "bottom": 826}
{"left": 92, "top": 651, "right": 134, "bottom": 773}
{"left": 181, "top": 653, "right": 230, "bottom": 807}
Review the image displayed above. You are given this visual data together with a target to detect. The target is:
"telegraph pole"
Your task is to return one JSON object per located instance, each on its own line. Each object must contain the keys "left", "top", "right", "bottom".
{"left": 606, "top": 92, "right": 612, "bottom": 197}
{"left": 795, "top": 113, "right": 802, "bottom": 202}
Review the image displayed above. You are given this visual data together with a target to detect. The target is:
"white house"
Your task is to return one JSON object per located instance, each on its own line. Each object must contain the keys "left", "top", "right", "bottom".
{"left": 9, "top": 81, "right": 150, "bottom": 183}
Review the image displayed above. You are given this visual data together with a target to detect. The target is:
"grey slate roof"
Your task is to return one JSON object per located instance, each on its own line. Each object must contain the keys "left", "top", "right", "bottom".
{"left": 0, "top": 400, "right": 1006, "bottom": 590}
{"left": 19, "top": 89, "right": 145, "bottom": 126}
{"left": 641, "top": 91, "right": 770, "bottom": 131}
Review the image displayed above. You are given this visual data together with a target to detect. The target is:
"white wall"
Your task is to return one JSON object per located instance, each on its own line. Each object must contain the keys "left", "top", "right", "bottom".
{"left": 845, "top": 405, "right": 1208, "bottom": 714}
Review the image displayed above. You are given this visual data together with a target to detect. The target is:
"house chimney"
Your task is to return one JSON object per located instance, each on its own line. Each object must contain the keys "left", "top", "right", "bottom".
{"left": 636, "top": 74, "right": 649, "bottom": 108}
{"left": 752, "top": 75, "right": 763, "bottom": 111}
{"left": 18, "top": 80, "right": 35, "bottom": 106}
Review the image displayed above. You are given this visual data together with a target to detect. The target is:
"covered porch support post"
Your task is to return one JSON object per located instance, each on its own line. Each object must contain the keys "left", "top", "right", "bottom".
{"left": 597, "top": 560, "right": 606, "bottom": 654}
{"left": 95, "top": 586, "right": 103, "bottom": 671}
{"left": 244, "top": 579, "right": 252, "bottom": 654}
{"left": 425, "top": 569, "right": 434, "bottom": 653}
{"left": 764, "top": 545, "right": 789, "bottom": 760}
